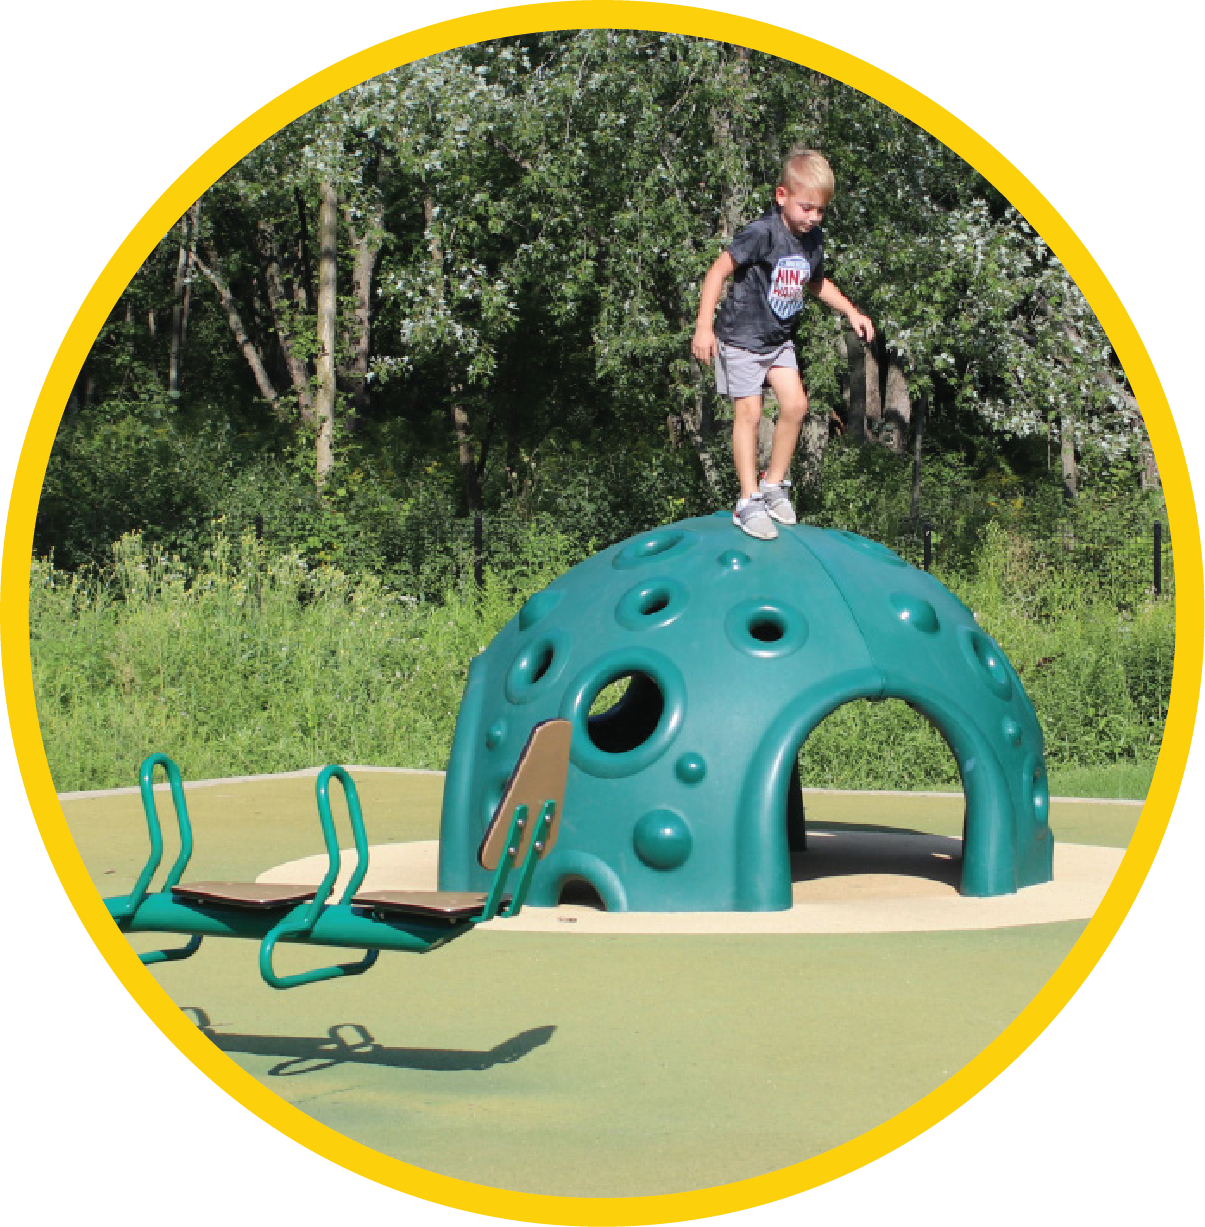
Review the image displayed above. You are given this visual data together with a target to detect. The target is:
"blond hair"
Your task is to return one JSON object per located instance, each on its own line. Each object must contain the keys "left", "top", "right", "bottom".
{"left": 781, "top": 147, "right": 835, "bottom": 201}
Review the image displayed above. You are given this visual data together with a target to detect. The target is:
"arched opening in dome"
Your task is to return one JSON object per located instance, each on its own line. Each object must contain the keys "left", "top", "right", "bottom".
{"left": 557, "top": 876, "right": 608, "bottom": 910}
{"left": 787, "top": 697, "right": 965, "bottom": 891}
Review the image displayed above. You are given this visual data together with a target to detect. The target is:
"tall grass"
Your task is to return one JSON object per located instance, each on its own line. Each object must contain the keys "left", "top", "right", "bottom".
{"left": 796, "top": 522, "right": 1174, "bottom": 789}
{"left": 30, "top": 524, "right": 1173, "bottom": 794}
{"left": 31, "top": 530, "right": 574, "bottom": 791}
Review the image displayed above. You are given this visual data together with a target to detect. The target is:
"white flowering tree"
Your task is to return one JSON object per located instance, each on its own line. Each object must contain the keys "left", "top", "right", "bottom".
{"left": 49, "top": 31, "right": 1152, "bottom": 573}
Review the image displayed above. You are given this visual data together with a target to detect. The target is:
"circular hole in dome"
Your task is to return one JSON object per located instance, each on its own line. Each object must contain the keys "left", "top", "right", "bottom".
{"left": 615, "top": 578, "right": 688, "bottom": 631}
{"left": 558, "top": 877, "right": 607, "bottom": 910}
{"left": 589, "top": 677, "right": 626, "bottom": 717}
{"left": 586, "top": 670, "right": 666, "bottom": 754}
{"left": 504, "top": 632, "right": 568, "bottom": 704}
{"left": 529, "top": 642, "right": 554, "bottom": 684}
{"left": 724, "top": 599, "right": 808, "bottom": 658}
{"left": 749, "top": 614, "right": 786, "bottom": 643}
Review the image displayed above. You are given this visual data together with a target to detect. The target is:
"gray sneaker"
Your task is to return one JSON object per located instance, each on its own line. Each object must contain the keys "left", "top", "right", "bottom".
{"left": 759, "top": 477, "right": 797, "bottom": 525}
{"left": 733, "top": 495, "right": 778, "bottom": 540}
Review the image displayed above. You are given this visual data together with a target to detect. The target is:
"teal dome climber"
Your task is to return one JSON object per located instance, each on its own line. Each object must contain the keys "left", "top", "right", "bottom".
{"left": 438, "top": 515, "right": 1053, "bottom": 912}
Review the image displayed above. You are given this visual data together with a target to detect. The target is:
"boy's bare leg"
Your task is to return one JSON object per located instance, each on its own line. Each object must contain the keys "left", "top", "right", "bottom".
{"left": 732, "top": 393, "right": 765, "bottom": 499}
{"left": 763, "top": 367, "right": 808, "bottom": 485}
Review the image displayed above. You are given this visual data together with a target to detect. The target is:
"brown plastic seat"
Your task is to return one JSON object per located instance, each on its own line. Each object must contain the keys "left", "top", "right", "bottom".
{"left": 172, "top": 882, "right": 317, "bottom": 909}
{"left": 351, "top": 889, "right": 511, "bottom": 921}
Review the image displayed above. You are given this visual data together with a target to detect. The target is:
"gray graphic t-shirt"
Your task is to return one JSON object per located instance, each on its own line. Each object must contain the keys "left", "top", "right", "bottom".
{"left": 714, "top": 207, "right": 825, "bottom": 354}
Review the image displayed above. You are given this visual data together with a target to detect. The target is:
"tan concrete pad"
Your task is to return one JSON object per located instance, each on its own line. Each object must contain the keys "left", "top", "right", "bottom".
{"left": 258, "top": 831, "right": 1121, "bottom": 935}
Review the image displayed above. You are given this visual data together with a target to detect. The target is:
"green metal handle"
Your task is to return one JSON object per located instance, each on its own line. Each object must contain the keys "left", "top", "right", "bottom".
{"left": 110, "top": 753, "right": 195, "bottom": 918}
{"left": 478, "top": 804, "right": 526, "bottom": 921}
{"left": 255, "top": 766, "right": 378, "bottom": 989}
{"left": 258, "top": 914, "right": 379, "bottom": 990}
{"left": 287, "top": 765, "right": 370, "bottom": 933}
{"left": 475, "top": 800, "right": 556, "bottom": 923}
{"left": 111, "top": 753, "right": 203, "bottom": 964}
{"left": 140, "top": 934, "right": 203, "bottom": 965}
{"left": 319, "top": 765, "right": 373, "bottom": 906}
{"left": 500, "top": 801, "right": 556, "bottom": 918}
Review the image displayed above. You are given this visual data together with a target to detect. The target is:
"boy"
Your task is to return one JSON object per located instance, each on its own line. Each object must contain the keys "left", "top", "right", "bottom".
{"left": 692, "top": 148, "right": 875, "bottom": 539}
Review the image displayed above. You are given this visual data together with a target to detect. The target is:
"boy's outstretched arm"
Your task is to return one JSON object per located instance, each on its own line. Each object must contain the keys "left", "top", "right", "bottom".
{"left": 810, "top": 277, "right": 875, "bottom": 342}
{"left": 691, "top": 251, "right": 738, "bottom": 362}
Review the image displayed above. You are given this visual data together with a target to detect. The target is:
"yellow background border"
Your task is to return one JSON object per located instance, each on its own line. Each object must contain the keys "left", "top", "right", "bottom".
{"left": 4, "top": 4, "right": 1202, "bottom": 1222}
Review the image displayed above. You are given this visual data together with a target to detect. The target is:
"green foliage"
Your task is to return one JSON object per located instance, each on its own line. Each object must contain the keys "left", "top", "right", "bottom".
{"left": 800, "top": 440, "right": 1169, "bottom": 606}
{"left": 949, "top": 524, "right": 1174, "bottom": 765}
{"left": 1046, "top": 761, "right": 1156, "bottom": 801}
{"left": 41, "top": 31, "right": 1154, "bottom": 580}
{"left": 36, "top": 395, "right": 242, "bottom": 571}
{"left": 33, "top": 523, "right": 1174, "bottom": 795}
{"left": 799, "top": 699, "right": 962, "bottom": 790}
{"left": 797, "top": 543, "right": 1174, "bottom": 789}
{"left": 521, "top": 437, "right": 710, "bottom": 555}
{"left": 31, "top": 530, "right": 571, "bottom": 791}
{"left": 30, "top": 33, "right": 1174, "bottom": 802}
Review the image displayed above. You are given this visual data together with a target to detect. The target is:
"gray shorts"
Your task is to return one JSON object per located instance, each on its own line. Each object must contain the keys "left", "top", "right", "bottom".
{"left": 714, "top": 339, "right": 798, "bottom": 399}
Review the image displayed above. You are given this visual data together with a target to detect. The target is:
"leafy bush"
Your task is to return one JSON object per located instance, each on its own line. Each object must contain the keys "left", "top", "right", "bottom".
{"left": 948, "top": 524, "right": 1175, "bottom": 767}
{"left": 35, "top": 400, "right": 241, "bottom": 572}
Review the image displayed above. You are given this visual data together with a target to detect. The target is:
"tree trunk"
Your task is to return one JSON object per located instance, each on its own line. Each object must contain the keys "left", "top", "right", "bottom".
{"left": 680, "top": 48, "right": 752, "bottom": 502}
{"left": 450, "top": 398, "right": 483, "bottom": 514}
{"left": 314, "top": 179, "right": 338, "bottom": 493}
{"left": 343, "top": 202, "right": 384, "bottom": 425}
{"left": 756, "top": 413, "right": 775, "bottom": 476}
{"left": 1059, "top": 409, "right": 1078, "bottom": 501}
{"left": 910, "top": 393, "right": 927, "bottom": 524}
{"left": 712, "top": 45, "right": 752, "bottom": 242}
{"left": 258, "top": 219, "right": 315, "bottom": 423}
{"left": 682, "top": 355, "right": 724, "bottom": 501}
{"left": 864, "top": 337, "right": 882, "bottom": 438}
{"left": 1140, "top": 435, "right": 1160, "bottom": 490}
{"left": 678, "top": 296, "right": 721, "bottom": 497}
{"left": 194, "top": 249, "right": 279, "bottom": 405}
{"left": 842, "top": 330, "right": 868, "bottom": 443}
{"left": 1121, "top": 391, "right": 1159, "bottom": 490}
{"left": 294, "top": 188, "right": 315, "bottom": 314}
{"left": 882, "top": 354, "right": 911, "bottom": 454}
{"left": 799, "top": 411, "right": 829, "bottom": 490}
{"left": 424, "top": 194, "right": 483, "bottom": 514}
{"left": 168, "top": 202, "right": 199, "bottom": 398}
{"left": 66, "top": 364, "right": 97, "bottom": 421}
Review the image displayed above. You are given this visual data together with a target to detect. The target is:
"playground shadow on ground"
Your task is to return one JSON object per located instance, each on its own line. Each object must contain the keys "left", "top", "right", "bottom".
{"left": 792, "top": 822, "right": 964, "bottom": 890}
{"left": 182, "top": 1007, "right": 555, "bottom": 1076}
{"left": 556, "top": 823, "right": 965, "bottom": 909}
